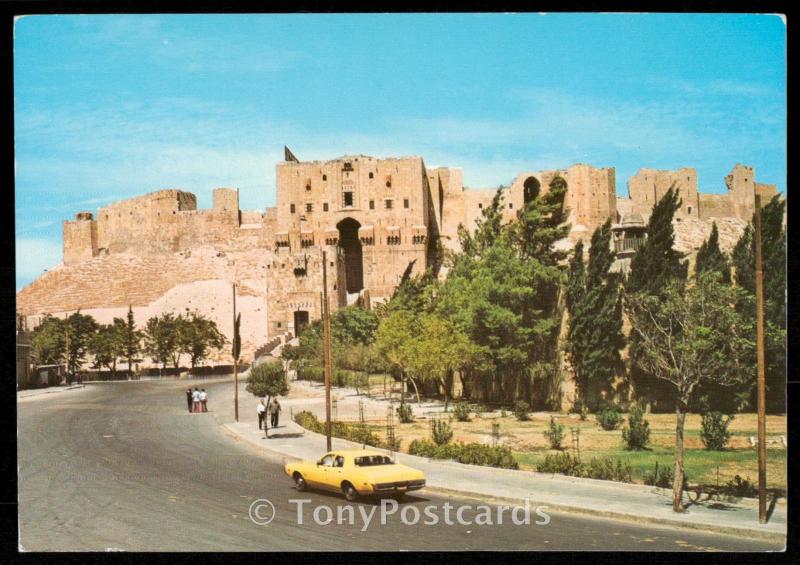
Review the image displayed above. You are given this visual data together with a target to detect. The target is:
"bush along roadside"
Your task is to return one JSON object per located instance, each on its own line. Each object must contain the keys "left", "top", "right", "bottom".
{"left": 536, "top": 452, "right": 633, "bottom": 483}
{"left": 408, "top": 439, "right": 519, "bottom": 470}
{"left": 293, "top": 410, "right": 383, "bottom": 448}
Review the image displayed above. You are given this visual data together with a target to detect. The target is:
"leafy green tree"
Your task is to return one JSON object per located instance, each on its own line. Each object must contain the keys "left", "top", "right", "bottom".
{"left": 626, "top": 186, "right": 689, "bottom": 410}
{"left": 731, "top": 195, "right": 786, "bottom": 413}
{"left": 625, "top": 271, "right": 751, "bottom": 512}
{"left": 512, "top": 174, "right": 571, "bottom": 266}
{"left": 31, "top": 315, "right": 65, "bottom": 366}
{"left": 123, "top": 306, "right": 142, "bottom": 376}
{"left": 179, "top": 312, "right": 226, "bottom": 371}
{"left": 695, "top": 222, "right": 731, "bottom": 283}
{"left": 403, "top": 313, "right": 479, "bottom": 410}
{"left": 246, "top": 360, "right": 290, "bottom": 434}
{"left": 435, "top": 176, "right": 569, "bottom": 408}
{"left": 374, "top": 310, "right": 421, "bottom": 403}
{"left": 89, "top": 319, "right": 127, "bottom": 376}
{"left": 144, "top": 313, "right": 180, "bottom": 372}
{"left": 332, "top": 306, "right": 379, "bottom": 345}
{"left": 566, "top": 220, "right": 625, "bottom": 409}
{"left": 455, "top": 187, "right": 505, "bottom": 262}
{"left": 64, "top": 312, "right": 99, "bottom": 379}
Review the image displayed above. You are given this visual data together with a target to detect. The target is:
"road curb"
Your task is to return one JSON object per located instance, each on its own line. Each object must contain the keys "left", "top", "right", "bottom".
{"left": 17, "top": 384, "right": 86, "bottom": 401}
{"left": 420, "top": 486, "right": 786, "bottom": 544}
{"left": 217, "top": 420, "right": 785, "bottom": 544}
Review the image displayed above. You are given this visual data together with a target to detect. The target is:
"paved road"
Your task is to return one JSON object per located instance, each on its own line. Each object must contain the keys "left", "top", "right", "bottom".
{"left": 17, "top": 380, "right": 783, "bottom": 551}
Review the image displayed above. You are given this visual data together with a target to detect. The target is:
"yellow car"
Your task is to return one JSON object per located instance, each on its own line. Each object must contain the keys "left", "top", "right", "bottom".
{"left": 284, "top": 449, "right": 426, "bottom": 501}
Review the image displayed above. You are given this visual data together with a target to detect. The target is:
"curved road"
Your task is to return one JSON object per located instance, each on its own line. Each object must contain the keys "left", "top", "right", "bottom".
{"left": 18, "top": 380, "right": 781, "bottom": 551}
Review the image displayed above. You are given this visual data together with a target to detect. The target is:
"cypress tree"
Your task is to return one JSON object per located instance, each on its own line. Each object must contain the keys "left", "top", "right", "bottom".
{"left": 695, "top": 222, "right": 731, "bottom": 283}
{"left": 731, "top": 195, "right": 786, "bottom": 412}
{"left": 566, "top": 220, "right": 625, "bottom": 409}
{"left": 626, "top": 186, "right": 688, "bottom": 296}
{"left": 565, "top": 240, "right": 585, "bottom": 314}
{"left": 625, "top": 186, "right": 688, "bottom": 411}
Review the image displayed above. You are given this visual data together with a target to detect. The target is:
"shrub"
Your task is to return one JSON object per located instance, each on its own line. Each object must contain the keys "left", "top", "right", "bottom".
{"left": 536, "top": 452, "right": 583, "bottom": 476}
{"left": 643, "top": 461, "right": 674, "bottom": 488}
{"left": 500, "top": 409, "right": 508, "bottom": 418}
{"left": 408, "top": 439, "right": 518, "bottom": 469}
{"left": 294, "top": 410, "right": 381, "bottom": 446}
{"left": 408, "top": 439, "right": 435, "bottom": 457}
{"left": 333, "top": 370, "right": 348, "bottom": 388}
{"left": 514, "top": 400, "right": 530, "bottom": 421}
{"left": 586, "top": 457, "right": 633, "bottom": 483}
{"left": 597, "top": 407, "right": 624, "bottom": 431}
{"left": 294, "top": 410, "right": 323, "bottom": 433}
{"left": 622, "top": 405, "right": 651, "bottom": 450}
{"left": 348, "top": 372, "right": 370, "bottom": 395}
{"left": 725, "top": 475, "right": 756, "bottom": 498}
{"left": 643, "top": 461, "right": 689, "bottom": 491}
{"left": 543, "top": 416, "right": 565, "bottom": 449}
{"left": 297, "top": 365, "right": 324, "bottom": 382}
{"left": 453, "top": 401, "right": 471, "bottom": 422}
{"left": 700, "top": 411, "right": 734, "bottom": 451}
{"left": 431, "top": 418, "right": 453, "bottom": 446}
{"left": 537, "top": 453, "right": 632, "bottom": 483}
{"left": 570, "top": 399, "right": 589, "bottom": 421}
{"left": 396, "top": 403, "right": 414, "bottom": 423}
{"left": 382, "top": 435, "right": 402, "bottom": 451}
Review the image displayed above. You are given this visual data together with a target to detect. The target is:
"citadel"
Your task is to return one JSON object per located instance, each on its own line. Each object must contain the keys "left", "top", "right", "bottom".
{"left": 16, "top": 150, "right": 776, "bottom": 362}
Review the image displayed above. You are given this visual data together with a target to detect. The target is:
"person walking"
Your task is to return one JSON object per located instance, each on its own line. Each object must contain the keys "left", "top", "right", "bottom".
{"left": 257, "top": 399, "right": 267, "bottom": 430}
{"left": 268, "top": 397, "right": 282, "bottom": 428}
{"left": 199, "top": 388, "right": 208, "bottom": 412}
{"left": 192, "top": 387, "right": 201, "bottom": 413}
{"left": 185, "top": 389, "right": 193, "bottom": 413}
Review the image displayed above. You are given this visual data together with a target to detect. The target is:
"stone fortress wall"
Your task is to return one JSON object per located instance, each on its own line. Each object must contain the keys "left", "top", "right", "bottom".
{"left": 17, "top": 152, "right": 779, "bottom": 362}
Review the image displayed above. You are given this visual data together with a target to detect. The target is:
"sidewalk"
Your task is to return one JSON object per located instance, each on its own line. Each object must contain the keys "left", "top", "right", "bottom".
{"left": 17, "top": 384, "right": 86, "bottom": 401}
{"left": 211, "top": 378, "right": 787, "bottom": 543}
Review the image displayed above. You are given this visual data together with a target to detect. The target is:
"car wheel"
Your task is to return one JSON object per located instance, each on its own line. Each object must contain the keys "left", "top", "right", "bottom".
{"left": 294, "top": 473, "right": 307, "bottom": 492}
{"left": 342, "top": 482, "right": 359, "bottom": 502}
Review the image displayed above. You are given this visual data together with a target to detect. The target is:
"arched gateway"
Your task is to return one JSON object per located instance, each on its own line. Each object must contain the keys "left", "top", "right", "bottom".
{"left": 336, "top": 217, "right": 364, "bottom": 294}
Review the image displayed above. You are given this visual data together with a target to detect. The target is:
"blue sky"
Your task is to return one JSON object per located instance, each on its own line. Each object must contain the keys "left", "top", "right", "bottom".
{"left": 14, "top": 13, "right": 786, "bottom": 290}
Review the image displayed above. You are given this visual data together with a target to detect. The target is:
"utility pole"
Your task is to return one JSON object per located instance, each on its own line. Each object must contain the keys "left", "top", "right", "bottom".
{"left": 754, "top": 194, "right": 767, "bottom": 523}
{"left": 233, "top": 283, "right": 239, "bottom": 423}
{"left": 322, "top": 250, "right": 333, "bottom": 451}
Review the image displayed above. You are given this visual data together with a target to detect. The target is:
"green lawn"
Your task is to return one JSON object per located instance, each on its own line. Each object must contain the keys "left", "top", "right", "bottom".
{"left": 514, "top": 446, "right": 787, "bottom": 490}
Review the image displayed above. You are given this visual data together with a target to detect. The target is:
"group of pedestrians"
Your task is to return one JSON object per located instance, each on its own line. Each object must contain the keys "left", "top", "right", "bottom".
{"left": 257, "top": 397, "right": 282, "bottom": 430}
{"left": 186, "top": 387, "right": 209, "bottom": 413}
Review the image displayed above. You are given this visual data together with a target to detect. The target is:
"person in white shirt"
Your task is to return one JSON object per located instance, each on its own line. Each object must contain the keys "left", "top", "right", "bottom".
{"left": 199, "top": 389, "right": 208, "bottom": 412}
{"left": 191, "top": 388, "right": 201, "bottom": 413}
{"left": 257, "top": 399, "right": 267, "bottom": 430}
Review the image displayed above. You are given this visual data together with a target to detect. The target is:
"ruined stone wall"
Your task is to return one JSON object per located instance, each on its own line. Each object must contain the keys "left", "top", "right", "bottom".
{"left": 465, "top": 164, "right": 617, "bottom": 240}
{"left": 63, "top": 212, "right": 98, "bottom": 265}
{"left": 625, "top": 164, "right": 778, "bottom": 224}
{"left": 426, "top": 167, "right": 466, "bottom": 254}
{"left": 628, "top": 167, "right": 699, "bottom": 219}
{"left": 698, "top": 193, "right": 734, "bottom": 220}
{"left": 63, "top": 188, "right": 275, "bottom": 261}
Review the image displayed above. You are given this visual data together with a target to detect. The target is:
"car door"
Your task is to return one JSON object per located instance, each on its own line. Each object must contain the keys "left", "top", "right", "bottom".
{"left": 327, "top": 454, "right": 346, "bottom": 490}
{"left": 308, "top": 453, "right": 335, "bottom": 489}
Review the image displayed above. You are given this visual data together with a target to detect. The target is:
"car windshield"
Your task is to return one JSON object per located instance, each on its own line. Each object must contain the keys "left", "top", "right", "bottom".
{"left": 354, "top": 455, "right": 394, "bottom": 466}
